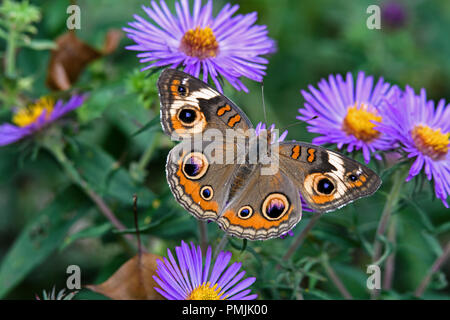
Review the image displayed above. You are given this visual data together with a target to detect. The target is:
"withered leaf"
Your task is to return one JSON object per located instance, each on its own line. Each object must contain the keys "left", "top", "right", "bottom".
{"left": 86, "top": 253, "right": 165, "bottom": 300}
{"left": 46, "top": 30, "right": 121, "bottom": 91}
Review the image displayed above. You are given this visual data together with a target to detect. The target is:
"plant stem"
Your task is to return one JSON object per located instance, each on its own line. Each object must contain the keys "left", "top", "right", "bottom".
{"left": 213, "top": 233, "right": 228, "bottom": 260}
{"left": 383, "top": 215, "right": 397, "bottom": 290}
{"left": 5, "top": 28, "right": 17, "bottom": 77}
{"left": 46, "top": 144, "right": 135, "bottom": 247}
{"left": 198, "top": 220, "right": 209, "bottom": 255}
{"left": 370, "top": 169, "right": 407, "bottom": 299}
{"left": 322, "top": 255, "right": 353, "bottom": 300}
{"left": 137, "top": 132, "right": 161, "bottom": 173}
{"left": 414, "top": 242, "right": 450, "bottom": 298}
{"left": 282, "top": 212, "right": 323, "bottom": 261}
{"left": 372, "top": 169, "right": 407, "bottom": 264}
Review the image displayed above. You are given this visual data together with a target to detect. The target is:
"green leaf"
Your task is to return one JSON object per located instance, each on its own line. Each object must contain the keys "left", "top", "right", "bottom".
{"left": 435, "top": 222, "right": 450, "bottom": 235}
{"left": 421, "top": 231, "right": 443, "bottom": 257}
{"left": 60, "top": 222, "right": 112, "bottom": 251}
{"left": 0, "top": 187, "right": 91, "bottom": 298}
{"left": 77, "top": 88, "right": 114, "bottom": 123}
{"left": 402, "top": 196, "right": 435, "bottom": 232}
{"left": 131, "top": 116, "right": 160, "bottom": 137}
{"left": 67, "top": 140, "right": 155, "bottom": 207}
{"left": 114, "top": 208, "right": 177, "bottom": 235}
{"left": 21, "top": 38, "right": 56, "bottom": 50}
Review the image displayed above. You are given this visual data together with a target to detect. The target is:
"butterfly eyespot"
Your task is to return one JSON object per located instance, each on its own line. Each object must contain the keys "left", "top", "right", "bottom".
{"left": 238, "top": 206, "right": 253, "bottom": 219}
{"left": 262, "top": 193, "right": 290, "bottom": 221}
{"left": 348, "top": 174, "right": 358, "bottom": 182}
{"left": 316, "top": 178, "right": 335, "bottom": 195}
{"left": 177, "top": 85, "right": 187, "bottom": 95}
{"left": 177, "top": 107, "right": 198, "bottom": 125}
{"left": 200, "top": 185, "right": 213, "bottom": 200}
{"left": 182, "top": 152, "right": 209, "bottom": 180}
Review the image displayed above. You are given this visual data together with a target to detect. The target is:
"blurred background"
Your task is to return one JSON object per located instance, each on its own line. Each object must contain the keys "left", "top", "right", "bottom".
{"left": 0, "top": 0, "right": 449, "bottom": 299}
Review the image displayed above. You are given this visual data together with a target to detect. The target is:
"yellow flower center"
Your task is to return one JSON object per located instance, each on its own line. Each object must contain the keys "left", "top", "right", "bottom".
{"left": 12, "top": 97, "right": 55, "bottom": 127}
{"left": 180, "top": 27, "right": 219, "bottom": 60}
{"left": 411, "top": 125, "right": 449, "bottom": 160}
{"left": 342, "top": 103, "right": 382, "bottom": 142}
{"left": 187, "top": 282, "right": 225, "bottom": 300}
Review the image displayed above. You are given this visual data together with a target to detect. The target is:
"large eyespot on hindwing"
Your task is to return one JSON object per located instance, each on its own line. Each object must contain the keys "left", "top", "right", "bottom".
{"left": 304, "top": 173, "right": 337, "bottom": 204}
{"left": 200, "top": 185, "right": 214, "bottom": 200}
{"left": 182, "top": 152, "right": 209, "bottom": 180}
{"left": 177, "top": 107, "right": 200, "bottom": 127}
{"left": 237, "top": 205, "right": 254, "bottom": 220}
{"left": 261, "top": 193, "right": 290, "bottom": 221}
{"left": 316, "top": 177, "right": 335, "bottom": 195}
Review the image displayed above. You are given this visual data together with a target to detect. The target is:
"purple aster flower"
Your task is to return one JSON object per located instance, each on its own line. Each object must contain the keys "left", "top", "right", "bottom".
{"left": 123, "top": 0, "right": 276, "bottom": 93}
{"left": 376, "top": 86, "right": 450, "bottom": 208}
{"left": 297, "top": 71, "right": 398, "bottom": 163}
{"left": 381, "top": 1, "right": 408, "bottom": 29}
{"left": 255, "top": 122, "right": 288, "bottom": 144}
{"left": 0, "top": 95, "right": 85, "bottom": 147}
{"left": 153, "top": 241, "right": 257, "bottom": 300}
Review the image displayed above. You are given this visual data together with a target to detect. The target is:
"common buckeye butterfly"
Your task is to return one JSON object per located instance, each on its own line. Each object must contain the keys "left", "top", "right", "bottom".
{"left": 158, "top": 69, "right": 381, "bottom": 240}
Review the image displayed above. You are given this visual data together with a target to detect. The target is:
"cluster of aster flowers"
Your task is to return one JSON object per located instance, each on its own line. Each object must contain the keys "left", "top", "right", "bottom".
{"left": 297, "top": 72, "right": 449, "bottom": 208}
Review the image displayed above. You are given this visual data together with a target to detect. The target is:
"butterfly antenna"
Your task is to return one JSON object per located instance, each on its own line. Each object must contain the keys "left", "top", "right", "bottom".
{"left": 281, "top": 116, "right": 319, "bottom": 132}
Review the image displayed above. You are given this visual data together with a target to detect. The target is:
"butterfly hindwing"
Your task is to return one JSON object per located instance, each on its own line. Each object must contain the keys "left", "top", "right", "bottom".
{"left": 278, "top": 141, "right": 381, "bottom": 213}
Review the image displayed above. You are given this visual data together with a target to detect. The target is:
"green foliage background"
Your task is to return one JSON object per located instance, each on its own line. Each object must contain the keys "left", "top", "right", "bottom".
{"left": 0, "top": 0, "right": 449, "bottom": 299}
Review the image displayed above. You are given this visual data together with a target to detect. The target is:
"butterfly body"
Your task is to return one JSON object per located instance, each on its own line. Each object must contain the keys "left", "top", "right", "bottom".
{"left": 158, "top": 69, "right": 381, "bottom": 240}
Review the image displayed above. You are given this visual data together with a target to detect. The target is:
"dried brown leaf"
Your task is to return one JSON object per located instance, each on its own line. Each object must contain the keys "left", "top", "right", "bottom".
{"left": 86, "top": 253, "right": 165, "bottom": 300}
{"left": 102, "top": 30, "right": 122, "bottom": 55}
{"left": 46, "top": 30, "right": 122, "bottom": 91}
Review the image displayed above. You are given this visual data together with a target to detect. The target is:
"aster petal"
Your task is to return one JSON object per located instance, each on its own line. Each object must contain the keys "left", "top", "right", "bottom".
{"left": 0, "top": 123, "right": 33, "bottom": 146}
{"left": 228, "top": 289, "right": 253, "bottom": 300}
{"left": 223, "top": 277, "right": 256, "bottom": 298}
{"left": 202, "top": 246, "right": 212, "bottom": 284}
{"left": 216, "top": 262, "right": 242, "bottom": 289}
{"left": 208, "top": 251, "right": 232, "bottom": 285}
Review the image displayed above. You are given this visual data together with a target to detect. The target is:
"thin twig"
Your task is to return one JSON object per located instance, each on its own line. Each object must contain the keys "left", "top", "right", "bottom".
{"left": 198, "top": 220, "right": 209, "bottom": 256}
{"left": 282, "top": 212, "right": 323, "bottom": 261}
{"left": 322, "top": 256, "right": 353, "bottom": 300}
{"left": 133, "top": 194, "right": 142, "bottom": 257}
{"left": 383, "top": 215, "right": 397, "bottom": 290}
{"left": 372, "top": 169, "right": 406, "bottom": 263}
{"left": 213, "top": 233, "right": 229, "bottom": 260}
{"left": 371, "top": 170, "right": 406, "bottom": 299}
{"left": 47, "top": 145, "right": 136, "bottom": 247}
{"left": 414, "top": 242, "right": 450, "bottom": 298}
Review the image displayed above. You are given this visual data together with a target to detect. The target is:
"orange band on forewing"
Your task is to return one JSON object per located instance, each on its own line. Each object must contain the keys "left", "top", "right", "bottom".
{"left": 176, "top": 162, "right": 219, "bottom": 212}
{"left": 227, "top": 114, "right": 241, "bottom": 128}
{"left": 222, "top": 206, "right": 292, "bottom": 230}
{"left": 307, "top": 148, "right": 316, "bottom": 162}
{"left": 217, "top": 105, "right": 231, "bottom": 116}
{"left": 170, "top": 79, "right": 181, "bottom": 97}
{"left": 311, "top": 194, "right": 335, "bottom": 204}
{"left": 349, "top": 180, "right": 363, "bottom": 187}
{"left": 291, "top": 145, "right": 301, "bottom": 160}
